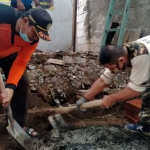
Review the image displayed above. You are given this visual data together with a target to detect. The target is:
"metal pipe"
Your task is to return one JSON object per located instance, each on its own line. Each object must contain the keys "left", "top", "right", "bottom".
{"left": 72, "top": 0, "right": 77, "bottom": 52}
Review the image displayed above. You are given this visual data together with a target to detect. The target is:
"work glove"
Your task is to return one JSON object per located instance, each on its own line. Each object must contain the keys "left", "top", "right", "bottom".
{"left": 76, "top": 97, "right": 88, "bottom": 112}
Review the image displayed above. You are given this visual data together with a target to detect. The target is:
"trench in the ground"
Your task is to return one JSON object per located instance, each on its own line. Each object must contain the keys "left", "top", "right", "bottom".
{"left": 0, "top": 93, "right": 145, "bottom": 150}
{"left": 0, "top": 100, "right": 129, "bottom": 150}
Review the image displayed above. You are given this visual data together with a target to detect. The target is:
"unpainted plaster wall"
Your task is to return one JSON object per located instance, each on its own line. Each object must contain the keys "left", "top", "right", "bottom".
{"left": 76, "top": 0, "right": 150, "bottom": 52}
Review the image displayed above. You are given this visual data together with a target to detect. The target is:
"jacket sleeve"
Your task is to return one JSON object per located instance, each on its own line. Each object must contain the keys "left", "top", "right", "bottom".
{"left": 5, "top": 42, "right": 38, "bottom": 90}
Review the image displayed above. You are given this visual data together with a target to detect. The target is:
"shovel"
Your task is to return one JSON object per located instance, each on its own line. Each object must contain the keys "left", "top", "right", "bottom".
{"left": 49, "top": 99, "right": 103, "bottom": 115}
{"left": 0, "top": 72, "right": 32, "bottom": 150}
{"left": 48, "top": 99, "right": 103, "bottom": 128}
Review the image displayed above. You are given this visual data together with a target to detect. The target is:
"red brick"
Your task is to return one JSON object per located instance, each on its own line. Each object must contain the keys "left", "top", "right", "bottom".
{"left": 125, "top": 106, "right": 140, "bottom": 114}
{"left": 124, "top": 114, "right": 139, "bottom": 123}
{"left": 125, "top": 99, "right": 142, "bottom": 123}
{"left": 126, "top": 99, "right": 142, "bottom": 112}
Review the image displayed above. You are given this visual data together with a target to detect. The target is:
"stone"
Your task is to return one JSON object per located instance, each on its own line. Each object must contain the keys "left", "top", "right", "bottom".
{"left": 68, "top": 66, "right": 74, "bottom": 71}
{"left": 51, "top": 77, "right": 57, "bottom": 83}
{"left": 63, "top": 56, "right": 73, "bottom": 65}
{"left": 28, "top": 64, "right": 36, "bottom": 70}
{"left": 39, "top": 76, "right": 44, "bottom": 84}
{"left": 44, "top": 65, "right": 57, "bottom": 71}
{"left": 74, "top": 57, "right": 86, "bottom": 64}
{"left": 31, "top": 86, "right": 37, "bottom": 92}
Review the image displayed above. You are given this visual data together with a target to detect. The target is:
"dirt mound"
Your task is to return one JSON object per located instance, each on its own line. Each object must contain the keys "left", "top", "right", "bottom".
{"left": 27, "top": 50, "right": 130, "bottom": 107}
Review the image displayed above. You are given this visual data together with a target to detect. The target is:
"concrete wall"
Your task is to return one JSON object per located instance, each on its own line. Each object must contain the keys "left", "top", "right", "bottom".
{"left": 37, "top": 0, "right": 73, "bottom": 51}
{"left": 76, "top": 0, "right": 150, "bottom": 52}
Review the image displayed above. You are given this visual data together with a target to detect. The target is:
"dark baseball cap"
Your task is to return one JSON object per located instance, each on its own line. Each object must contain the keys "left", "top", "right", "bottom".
{"left": 26, "top": 7, "right": 53, "bottom": 41}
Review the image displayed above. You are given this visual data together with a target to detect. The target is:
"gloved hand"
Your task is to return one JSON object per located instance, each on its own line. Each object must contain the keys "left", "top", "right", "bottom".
{"left": 76, "top": 97, "right": 88, "bottom": 112}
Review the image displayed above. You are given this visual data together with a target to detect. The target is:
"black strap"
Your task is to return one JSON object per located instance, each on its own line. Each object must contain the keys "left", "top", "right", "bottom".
{"left": 11, "top": 10, "right": 18, "bottom": 45}
{"left": 30, "top": 40, "right": 39, "bottom": 45}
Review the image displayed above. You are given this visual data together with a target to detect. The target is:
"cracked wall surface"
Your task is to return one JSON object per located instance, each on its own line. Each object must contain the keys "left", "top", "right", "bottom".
{"left": 76, "top": 0, "right": 150, "bottom": 52}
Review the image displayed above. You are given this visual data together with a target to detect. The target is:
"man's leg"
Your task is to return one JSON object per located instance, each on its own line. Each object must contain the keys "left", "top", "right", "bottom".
{"left": 10, "top": 70, "right": 29, "bottom": 127}
{"left": 125, "top": 85, "right": 150, "bottom": 134}
{"left": 0, "top": 53, "right": 29, "bottom": 127}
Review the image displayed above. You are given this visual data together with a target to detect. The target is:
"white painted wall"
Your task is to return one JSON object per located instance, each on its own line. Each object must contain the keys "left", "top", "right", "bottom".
{"left": 37, "top": 0, "right": 73, "bottom": 51}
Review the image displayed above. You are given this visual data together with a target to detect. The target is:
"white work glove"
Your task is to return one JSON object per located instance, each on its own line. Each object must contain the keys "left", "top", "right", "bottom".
{"left": 76, "top": 97, "right": 88, "bottom": 112}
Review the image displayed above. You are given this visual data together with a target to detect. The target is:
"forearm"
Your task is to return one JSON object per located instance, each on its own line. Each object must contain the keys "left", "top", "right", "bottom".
{"left": 84, "top": 78, "right": 107, "bottom": 100}
{"left": 110, "top": 87, "right": 142, "bottom": 103}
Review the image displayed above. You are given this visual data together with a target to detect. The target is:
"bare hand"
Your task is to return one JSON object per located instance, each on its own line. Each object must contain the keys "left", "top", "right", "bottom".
{"left": 1, "top": 88, "right": 14, "bottom": 108}
{"left": 17, "top": 1, "right": 26, "bottom": 10}
{"left": 49, "top": 109, "right": 56, "bottom": 115}
{"left": 101, "top": 95, "right": 115, "bottom": 108}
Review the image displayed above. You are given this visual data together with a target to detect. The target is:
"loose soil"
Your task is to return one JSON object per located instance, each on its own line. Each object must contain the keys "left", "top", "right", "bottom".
{"left": 1, "top": 102, "right": 148, "bottom": 150}
{"left": 0, "top": 50, "right": 137, "bottom": 150}
{"left": 33, "top": 126, "right": 150, "bottom": 150}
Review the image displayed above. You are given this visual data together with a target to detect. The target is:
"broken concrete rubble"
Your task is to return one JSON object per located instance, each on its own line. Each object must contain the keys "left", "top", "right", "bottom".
{"left": 27, "top": 50, "right": 130, "bottom": 107}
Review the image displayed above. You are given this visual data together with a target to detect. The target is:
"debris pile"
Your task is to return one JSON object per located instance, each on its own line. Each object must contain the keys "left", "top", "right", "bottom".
{"left": 32, "top": 126, "right": 150, "bottom": 150}
{"left": 27, "top": 50, "right": 130, "bottom": 106}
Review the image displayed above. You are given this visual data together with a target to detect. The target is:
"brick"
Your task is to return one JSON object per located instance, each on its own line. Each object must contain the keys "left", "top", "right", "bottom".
{"left": 77, "top": 44, "right": 83, "bottom": 51}
{"left": 82, "top": 44, "right": 90, "bottom": 51}
{"left": 126, "top": 99, "right": 142, "bottom": 112}
{"left": 77, "top": 22, "right": 85, "bottom": 30}
{"left": 124, "top": 99, "right": 142, "bottom": 123}
{"left": 77, "top": 5, "right": 86, "bottom": 15}
{"left": 77, "top": 13, "right": 87, "bottom": 23}
{"left": 77, "top": 0, "right": 87, "bottom": 7}
{"left": 125, "top": 106, "right": 140, "bottom": 114}
{"left": 124, "top": 114, "right": 139, "bottom": 123}
{"left": 77, "top": 37, "right": 89, "bottom": 44}
{"left": 77, "top": 29, "right": 84, "bottom": 37}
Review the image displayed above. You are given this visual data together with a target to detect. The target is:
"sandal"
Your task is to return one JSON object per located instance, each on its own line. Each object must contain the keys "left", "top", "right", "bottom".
{"left": 23, "top": 127, "right": 39, "bottom": 137}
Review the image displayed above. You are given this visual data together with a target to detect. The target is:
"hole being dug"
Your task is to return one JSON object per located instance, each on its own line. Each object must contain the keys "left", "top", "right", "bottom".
{"left": 1, "top": 50, "right": 150, "bottom": 149}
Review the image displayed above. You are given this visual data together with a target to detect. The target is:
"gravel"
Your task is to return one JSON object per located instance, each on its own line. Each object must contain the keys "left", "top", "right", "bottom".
{"left": 31, "top": 125, "right": 150, "bottom": 150}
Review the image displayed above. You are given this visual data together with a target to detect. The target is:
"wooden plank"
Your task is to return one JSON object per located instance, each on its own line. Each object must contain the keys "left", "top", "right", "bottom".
{"left": 123, "top": 28, "right": 131, "bottom": 43}
{"left": 131, "top": 28, "right": 142, "bottom": 41}
{"left": 46, "top": 59, "right": 64, "bottom": 65}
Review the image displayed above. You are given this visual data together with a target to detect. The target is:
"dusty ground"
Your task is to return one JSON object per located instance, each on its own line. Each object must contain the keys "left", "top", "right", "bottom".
{"left": 1, "top": 103, "right": 149, "bottom": 150}
{"left": 0, "top": 103, "right": 129, "bottom": 150}
{"left": 0, "top": 50, "right": 134, "bottom": 150}
{"left": 1, "top": 119, "right": 150, "bottom": 150}
{"left": 33, "top": 126, "right": 150, "bottom": 150}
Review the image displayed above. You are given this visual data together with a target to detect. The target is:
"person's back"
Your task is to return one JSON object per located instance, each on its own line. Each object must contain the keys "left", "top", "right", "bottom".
{"left": 11, "top": 0, "right": 40, "bottom": 12}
